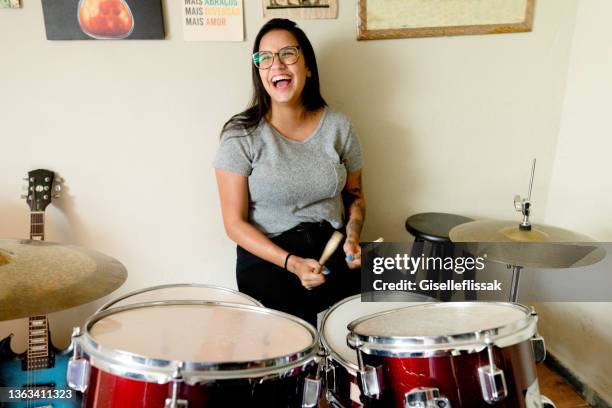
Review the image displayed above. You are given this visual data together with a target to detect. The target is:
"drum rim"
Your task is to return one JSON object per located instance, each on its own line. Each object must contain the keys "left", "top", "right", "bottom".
{"left": 96, "top": 283, "right": 263, "bottom": 312}
{"left": 347, "top": 301, "right": 538, "bottom": 357}
{"left": 320, "top": 292, "right": 436, "bottom": 373}
{"left": 79, "top": 300, "right": 319, "bottom": 383}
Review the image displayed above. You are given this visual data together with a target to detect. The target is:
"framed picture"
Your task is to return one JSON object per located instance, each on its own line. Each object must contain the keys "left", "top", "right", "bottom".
{"left": 41, "top": 0, "right": 165, "bottom": 40}
{"left": 357, "top": 0, "right": 535, "bottom": 40}
{"left": 262, "top": 0, "right": 338, "bottom": 19}
{"left": 0, "top": 0, "right": 20, "bottom": 9}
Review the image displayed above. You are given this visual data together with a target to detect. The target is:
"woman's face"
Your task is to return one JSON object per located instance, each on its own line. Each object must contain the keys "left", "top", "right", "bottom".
{"left": 257, "top": 29, "right": 310, "bottom": 108}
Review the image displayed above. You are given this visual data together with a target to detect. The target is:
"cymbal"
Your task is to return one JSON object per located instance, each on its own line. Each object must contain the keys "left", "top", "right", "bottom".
{"left": 0, "top": 239, "right": 127, "bottom": 321}
{"left": 449, "top": 221, "right": 605, "bottom": 268}
{"left": 449, "top": 220, "right": 595, "bottom": 242}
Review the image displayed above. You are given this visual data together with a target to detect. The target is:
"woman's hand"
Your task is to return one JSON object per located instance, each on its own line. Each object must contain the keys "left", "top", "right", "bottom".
{"left": 343, "top": 238, "right": 362, "bottom": 269}
{"left": 288, "top": 255, "right": 326, "bottom": 290}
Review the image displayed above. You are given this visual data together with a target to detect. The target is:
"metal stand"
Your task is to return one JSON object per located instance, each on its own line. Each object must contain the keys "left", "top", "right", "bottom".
{"left": 508, "top": 265, "right": 523, "bottom": 302}
{"left": 508, "top": 159, "right": 535, "bottom": 302}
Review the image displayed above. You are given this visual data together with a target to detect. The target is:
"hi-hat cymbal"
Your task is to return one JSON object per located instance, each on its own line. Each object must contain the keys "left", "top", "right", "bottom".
{"left": 0, "top": 239, "right": 127, "bottom": 321}
{"left": 449, "top": 220, "right": 605, "bottom": 268}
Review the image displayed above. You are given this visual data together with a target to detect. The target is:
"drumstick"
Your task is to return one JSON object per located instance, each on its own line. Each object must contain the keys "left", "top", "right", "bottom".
{"left": 318, "top": 231, "right": 344, "bottom": 274}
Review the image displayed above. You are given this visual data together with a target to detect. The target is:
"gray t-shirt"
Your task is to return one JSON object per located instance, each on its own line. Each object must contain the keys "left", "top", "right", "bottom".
{"left": 213, "top": 108, "right": 363, "bottom": 236}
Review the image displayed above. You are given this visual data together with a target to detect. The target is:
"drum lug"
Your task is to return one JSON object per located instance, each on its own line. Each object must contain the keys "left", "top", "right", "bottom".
{"left": 165, "top": 364, "right": 189, "bottom": 408}
{"left": 164, "top": 398, "right": 188, "bottom": 408}
{"left": 302, "top": 377, "right": 322, "bottom": 408}
{"left": 66, "top": 327, "right": 90, "bottom": 392}
{"left": 478, "top": 366, "right": 507, "bottom": 403}
{"left": 405, "top": 387, "right": 451, "bottom": 408}
{"left": 478, "top": 336, "right": 508, "bottom": 403}
{"left": 325, "top": 362, "right": 337, "bottom": 393}
{"left": 531, "top": 335, "right": 547, "bottom": 364}
{"left": 359, "top": 365, "right": 383, "bottom": 399}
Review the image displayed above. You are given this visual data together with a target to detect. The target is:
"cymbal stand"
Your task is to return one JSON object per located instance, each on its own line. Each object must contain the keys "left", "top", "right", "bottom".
{"left": 508, "top": 159, "right": 535, "bottom": 301}
{"left": 507, "top": 264, "right": 523, "bottom": 302}
{"left": 514, "top": 158, "right": 536, "bottom": 231}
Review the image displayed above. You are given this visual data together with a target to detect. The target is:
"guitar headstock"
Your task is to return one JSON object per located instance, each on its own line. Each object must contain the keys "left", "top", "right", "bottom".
{"left": 21, "top": 169, "right": 62, "bottom": 212}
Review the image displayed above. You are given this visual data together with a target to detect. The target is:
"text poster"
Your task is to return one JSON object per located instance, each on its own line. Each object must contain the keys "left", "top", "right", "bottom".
{"left": 183, "top": 0, "right": 244, "bottom": 42}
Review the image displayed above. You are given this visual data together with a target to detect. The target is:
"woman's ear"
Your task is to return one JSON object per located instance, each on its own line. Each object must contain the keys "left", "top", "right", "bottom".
{"left": 307, "top": 70, "right": 312, "bottom": 78}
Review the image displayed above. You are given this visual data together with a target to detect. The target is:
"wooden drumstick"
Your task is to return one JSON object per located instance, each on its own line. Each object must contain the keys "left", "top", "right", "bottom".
{"left": 318, "top": 231, "right": 344, "bottom": 274}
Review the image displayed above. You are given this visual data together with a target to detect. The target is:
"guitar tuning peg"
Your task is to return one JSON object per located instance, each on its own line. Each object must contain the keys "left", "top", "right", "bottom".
{"left": 21, "top": 194, "right": 28, "bottom": 199}
{"left": 22, "top": 185, "right": 28, "bottom": 191}
{"left": 23, "top": 177, "right": 29, "bottom": 181}
{"left": 53, "top": 194, "right": 61, "bottom": 199}
{"left": 54, "top": 185, "right": 62, "bottom": 193}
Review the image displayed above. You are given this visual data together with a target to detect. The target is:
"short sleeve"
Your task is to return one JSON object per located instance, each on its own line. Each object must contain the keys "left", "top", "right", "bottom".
{"left": 341, "top": 123, "right": 363, "bottom": 173}
{"left": 213, "top": 132, "right": 253, "bottom": 176}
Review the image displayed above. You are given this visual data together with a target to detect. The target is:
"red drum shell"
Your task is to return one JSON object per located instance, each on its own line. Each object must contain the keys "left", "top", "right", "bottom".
{"left": 359, "top": 340, "right": 538, "bottom": 407}
{"left": 347, "top": 302, "right": 542, "bottom": 408}
{"left": 76, "top": 301, "right": 319, "bottom": 408}
{"left": 83, "top": 365, "right": 314, "bottom": 408}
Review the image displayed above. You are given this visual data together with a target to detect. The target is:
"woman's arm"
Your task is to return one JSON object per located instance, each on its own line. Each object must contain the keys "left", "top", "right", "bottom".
{"left": 215, "top": 169, "right": 325, "bottom": 289}
{"left": 342, "top": 170, "right": 366, "bottom": 269}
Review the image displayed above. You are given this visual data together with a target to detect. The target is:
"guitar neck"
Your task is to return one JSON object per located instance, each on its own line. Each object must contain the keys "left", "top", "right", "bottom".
{"left": 30, "top": 212, "right": 45, "bottom": 241}
{"left": 28, "top": 211, "right": 51, "bottom": 369}
{"left": 27, "top": 316, "right": 51, "bottom": 370}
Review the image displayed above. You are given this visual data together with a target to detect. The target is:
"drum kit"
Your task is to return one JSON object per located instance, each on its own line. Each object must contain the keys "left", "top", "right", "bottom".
{"left": 0, "top": 161, "right": 603, "bottom": 407}
{"left": 1, "top": 247, "right": 569, "bottom": 408}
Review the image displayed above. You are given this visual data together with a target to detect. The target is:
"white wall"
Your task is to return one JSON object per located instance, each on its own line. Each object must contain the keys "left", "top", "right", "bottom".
{"left": 2, "top": 1, "right": 608, "bottom": 403}
{"left": 540, "top": 0, "right": 612, "bottom": 403}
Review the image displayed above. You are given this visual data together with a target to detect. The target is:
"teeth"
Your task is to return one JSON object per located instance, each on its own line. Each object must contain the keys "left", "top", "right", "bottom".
{"left": 272, "top": 75, "right": 291, "bottom": 84}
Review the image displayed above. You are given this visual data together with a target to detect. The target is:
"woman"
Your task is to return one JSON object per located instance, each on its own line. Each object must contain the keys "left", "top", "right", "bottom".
{"left": 214, "top": 18, "right": 365, "bottom": 326}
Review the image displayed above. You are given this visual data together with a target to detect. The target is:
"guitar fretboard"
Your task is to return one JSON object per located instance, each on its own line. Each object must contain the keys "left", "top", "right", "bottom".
{"left": 28, "top": 211, "right": 50, "bottom": 369}
{"left": 27, "top": 316, "right": 51, "bottom": 370}
{"left": 30, "top": 212, "right": 44, "bottom": 240}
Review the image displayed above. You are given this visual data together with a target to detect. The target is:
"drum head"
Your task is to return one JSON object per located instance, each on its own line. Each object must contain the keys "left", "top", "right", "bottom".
{"left": 98, "top": 283, "right": 262, "bottom": 311}
{"left": 348, "top": 302, "right": 536, "bottom": 356}
{"left": 82, "top": 301, "right": 318, "bottom": 382}
{"left": 322, "top": 293, "right": 434, "bottom": 371}
{"left": 91, "top": 303, "right": 313, "bottom": 362}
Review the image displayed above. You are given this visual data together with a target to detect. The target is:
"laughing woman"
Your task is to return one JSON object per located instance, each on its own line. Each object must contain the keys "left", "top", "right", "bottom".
{"left": 213, "top": 18, "right": 365, "bottom": 326}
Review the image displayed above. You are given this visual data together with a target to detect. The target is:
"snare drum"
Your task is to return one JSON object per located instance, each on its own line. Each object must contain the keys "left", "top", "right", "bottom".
{"left": 97, "top": 283, "right": 262, "bottom": 311}
{"left": 68, "top": 301, "right": 321, "bottom": 408}
{"left": 347, "top": 302, "right": 545, "bottom": 408}
{"left": 321, "top": 293, "right": 435, "bottom": 408}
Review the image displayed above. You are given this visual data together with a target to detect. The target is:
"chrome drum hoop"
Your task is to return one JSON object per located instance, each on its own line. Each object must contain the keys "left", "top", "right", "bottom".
{"left": 97, "top": 283, "right": 262, "bottom": 312}
{"left": 347, "top": 302, "right": 538, "bottom": 358}
{"left": 78, "top": 300, "right": 320, "bottom": 384}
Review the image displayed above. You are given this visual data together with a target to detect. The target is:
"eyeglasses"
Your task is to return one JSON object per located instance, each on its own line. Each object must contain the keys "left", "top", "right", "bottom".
{"left": 252, "top": 46, "right": 300, "bottom": 69}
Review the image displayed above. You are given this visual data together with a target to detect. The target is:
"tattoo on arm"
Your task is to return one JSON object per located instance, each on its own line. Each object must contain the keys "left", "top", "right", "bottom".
{"left": 343, "top": 173, "right": 366, "bottom": 240}
{"left": 346, "top": 217, "right": 363, "bottom": 239}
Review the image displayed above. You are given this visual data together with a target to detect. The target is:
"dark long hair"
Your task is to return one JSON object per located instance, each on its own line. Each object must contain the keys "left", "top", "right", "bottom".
{"left": 221, "top": 18, "right": 327, "bottom": 135}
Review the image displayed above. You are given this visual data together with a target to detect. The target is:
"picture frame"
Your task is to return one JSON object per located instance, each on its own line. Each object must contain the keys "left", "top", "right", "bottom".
{"left": 357, "top": 0, "right": 535, "bottom": 41}
{"left": 262, "top": 0, "right": 338, "bottom": 20}
{"left": 41, "top": 0, "right": 165, "bottom": 41}
{"left": 0, "top": 0, "right": 20, "bottom": 9}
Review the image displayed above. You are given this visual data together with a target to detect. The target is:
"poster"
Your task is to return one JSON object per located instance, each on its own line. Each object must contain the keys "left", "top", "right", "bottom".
{"left": 0, "top": 0, "right": 20, "bottom": 9}
{"left": 358, "top": 0, "right": 534, "bottom": 40}
{"left": 183, "top": 0, "right": 244, "bottom": 42}
{"left": 41, "top": 0, "right": 165, "bottom": 40}
{"left": 262, "top": 0, "right": 338, "bottom": 19}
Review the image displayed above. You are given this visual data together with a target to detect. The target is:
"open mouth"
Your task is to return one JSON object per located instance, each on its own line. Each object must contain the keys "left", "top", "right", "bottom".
{"left": 271, "top": 75, "right": 292, "bottom": 89}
